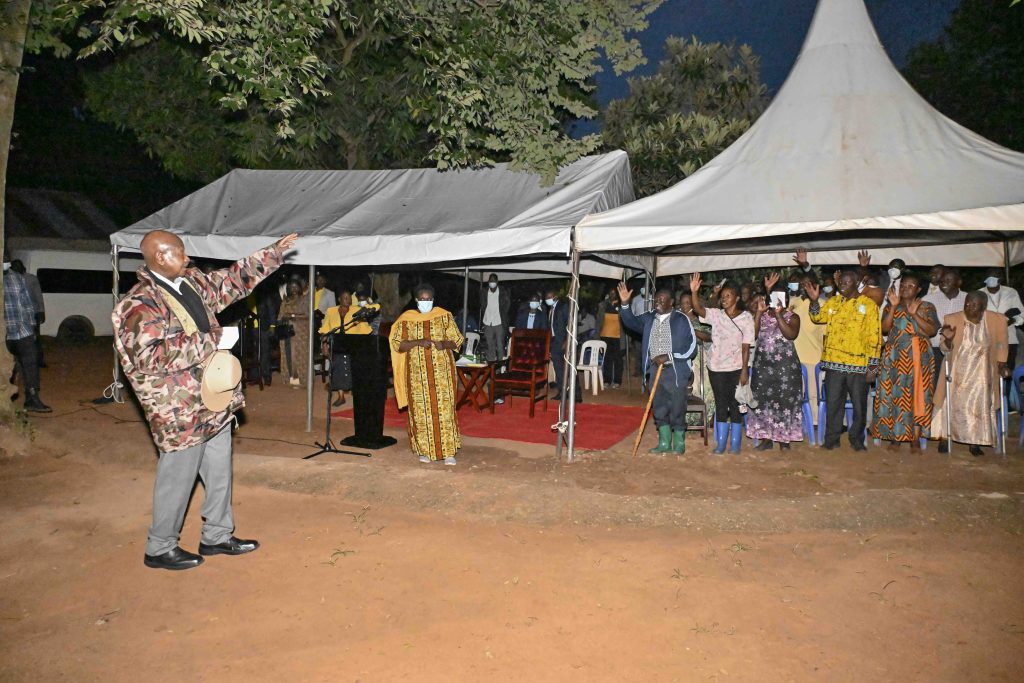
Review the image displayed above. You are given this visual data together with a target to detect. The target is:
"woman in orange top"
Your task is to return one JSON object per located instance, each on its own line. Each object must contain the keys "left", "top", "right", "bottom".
{"left": 596, "top": 288, "right": 623, "bottom": 387}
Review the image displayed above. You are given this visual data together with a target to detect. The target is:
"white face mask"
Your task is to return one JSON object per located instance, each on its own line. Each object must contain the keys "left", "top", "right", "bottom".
{"left": 787, "top": 282, "right": 799, "bottom": 292}
{"left": 358, "top": 299, "right": 367, "bottom": 307}
{"left": 887, "top": 268, "right": 901, "bottom": 281}
{"left": 489, "top": 282, "right": 497, "bottom": 290}
{"left": 985, "top": 277, "right": 1000, "bottom": 288}
{"left": 416, "top": 300, "right": 434, "bottom": 314}
{"left": 529, "top": 301, "right": 541, "bottom": 310}
{"left": 544, "top": 298, "right": 556, "bottom": 307}
{"left": 823, "top": 285, "right": 834, "bottom": 294}
{"left": 1, "top": 262, "right": 9, "bottom": 271}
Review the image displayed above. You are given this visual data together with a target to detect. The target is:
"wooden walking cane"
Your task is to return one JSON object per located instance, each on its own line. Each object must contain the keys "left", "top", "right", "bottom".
{"left": 631, "top": 363, "right": 664, "bottom": 458}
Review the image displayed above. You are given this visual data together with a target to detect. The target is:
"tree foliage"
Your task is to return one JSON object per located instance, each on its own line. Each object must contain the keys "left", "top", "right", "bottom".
{"left": 29, "top": 0, "right": 662, "bottom": 180}
{"left": 903, "top": 0, "right": 1024, "bottom": 152}
{"left": 602, "top": 37, "right": 767, "bottom": 197}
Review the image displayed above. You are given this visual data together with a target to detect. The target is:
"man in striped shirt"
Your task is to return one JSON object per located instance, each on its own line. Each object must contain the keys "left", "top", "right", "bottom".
{"left": 3, "top": 259, "right": 50, "bottom": 412}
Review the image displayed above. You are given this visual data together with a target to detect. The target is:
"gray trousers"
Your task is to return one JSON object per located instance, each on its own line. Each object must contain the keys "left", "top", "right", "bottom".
{"left": 483, "top": 324, "right": 506, "bottom": 362}
{"left": 146, "top": 425, "right": 235, "bottom": 556}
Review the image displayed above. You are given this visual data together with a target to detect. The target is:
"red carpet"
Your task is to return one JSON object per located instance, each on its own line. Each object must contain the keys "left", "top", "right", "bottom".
{"left": 333, "top": 399, "right": 644, "bottom": 450}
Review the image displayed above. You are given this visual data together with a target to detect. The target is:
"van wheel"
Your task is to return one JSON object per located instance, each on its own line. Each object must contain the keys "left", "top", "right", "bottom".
{"left": 57, "top": 316, "right": 94, "bottom": 344}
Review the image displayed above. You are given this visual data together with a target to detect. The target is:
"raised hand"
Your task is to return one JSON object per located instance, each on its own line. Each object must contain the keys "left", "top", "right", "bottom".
{"left": 689, "top": 272, "right": 703, "bottom": 294}
{"left": 275, "top": 232, "right": 299, "bottom": 253}
{"left": 752, "top": 295, "right": 767, "bottom": 316}
{"left": 805, "top": 281, "right": 821, "bottom": 301}
{"left": 857, "top": 249, "right": 871, "bottom": 267}
{"left": 792, "top": 248, "right": 808, "bottom": 267}
{"left": 940, "top": 324, "right": 955, "bottom": 341}
{"left": 764, "top": 272, "right": 781, "bottom": 291}
{"left": 906, "top": 298, "right": 921, "bottom": 315}
{"left": 886, "top": 286, "right": 899, "bottom": 308}
{"left": 616, "top": 281, "right": 632, "bottom": 303}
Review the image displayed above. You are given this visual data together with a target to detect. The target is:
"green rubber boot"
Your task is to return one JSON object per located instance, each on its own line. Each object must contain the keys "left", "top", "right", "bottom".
{"left": 649, "top": 425, "right": 672, "bottom": 454}
{"left": 672, "top": 429, "right": 686, "bottom": 454}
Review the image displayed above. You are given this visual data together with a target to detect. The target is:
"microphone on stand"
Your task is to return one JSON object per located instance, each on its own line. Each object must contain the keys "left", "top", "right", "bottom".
{"left": 351, "top": 305, "right": 382, "bottom": 322}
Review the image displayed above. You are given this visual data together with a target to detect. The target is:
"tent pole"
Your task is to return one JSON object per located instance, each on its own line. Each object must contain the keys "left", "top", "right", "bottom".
{"left": 462, "top": 267, "right": 469, "bottom": 335}
{"left": 111, "top": 246, "right": 123, "bottom": 403}
{"left": 306, "top": 264, "right": 315, "bottom": 433}
{"left": 1004, "top": 239, "right": 1012, "bottom": 286}
{"left": 564, "top": 244, "right": 582, "bottom": 462}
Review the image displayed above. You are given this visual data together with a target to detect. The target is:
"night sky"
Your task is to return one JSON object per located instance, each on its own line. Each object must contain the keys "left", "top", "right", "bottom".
{"left": 575, "top": 0, "right": 958, "bottom": 134}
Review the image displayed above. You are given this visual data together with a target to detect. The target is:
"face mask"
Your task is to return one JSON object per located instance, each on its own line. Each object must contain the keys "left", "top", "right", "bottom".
{"left": 416, "top": 300, "right": 434, "bottom": 314}
{"left": 529, "top": 301, "right": 541, "bottom": 310}
{"left": 358, "top": 299, "right": 367, "bottom": 307}
{"left": 1, "top": 262, "right": 9, "bottom": 271}
{"left": 544, "top": 298, "right": 556, "bottom": 307}
{"left": 857, "top": 282, "right": 866, "bottom": 293}
{"left": 887, "top": 268, "right": 901, "bottom": 281}
{"left": 823, "top": 286, "right": 834, "bottom": 294}
{"left": 489, "top": 283, "right": 497, "bottom": 290}
{"left": 985, "top": 277, "right": 1000, "bottom": 288}
{"left": 787, "top": 282, "right": 799, "bottom": 292}
{"left": 639, "top": 288, "right": 646, "bottom": 296}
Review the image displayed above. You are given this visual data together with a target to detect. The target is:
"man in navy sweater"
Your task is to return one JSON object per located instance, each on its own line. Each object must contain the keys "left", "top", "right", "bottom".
{"left": 618, "top": 282, "right": 697, "bottom": 454}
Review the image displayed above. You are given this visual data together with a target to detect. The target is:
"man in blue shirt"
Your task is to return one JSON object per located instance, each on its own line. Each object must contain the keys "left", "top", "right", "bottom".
{"left": 3, "top": 259, "right": 50, "bottom": 412}
{"left": 618, "top": 282, "right": 696, "bottom": 454}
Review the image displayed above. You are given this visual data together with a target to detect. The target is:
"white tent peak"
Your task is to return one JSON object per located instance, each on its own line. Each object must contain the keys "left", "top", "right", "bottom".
{"left": 577, "top": 0, "right": 1024, "bottom": 264}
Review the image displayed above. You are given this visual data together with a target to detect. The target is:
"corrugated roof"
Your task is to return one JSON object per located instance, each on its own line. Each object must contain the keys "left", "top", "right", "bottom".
{"left": 4, "top": 188, "right": 119, "bottom": 240}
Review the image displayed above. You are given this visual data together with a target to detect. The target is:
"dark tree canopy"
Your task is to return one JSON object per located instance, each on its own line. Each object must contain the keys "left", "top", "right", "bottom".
{"left": 903, "top": 0, "right": 1024, "bottom": 152}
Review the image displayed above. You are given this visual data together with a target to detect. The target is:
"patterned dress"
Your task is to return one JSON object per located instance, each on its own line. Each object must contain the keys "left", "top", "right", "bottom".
{"left": 871, "top": 303, "right": 938, "bottom": 442}
{"left": 389, "top": 308, "right": 465, "bottom": 459}
{"left": 746, "top": 311, "right": 804, "bottom": 443}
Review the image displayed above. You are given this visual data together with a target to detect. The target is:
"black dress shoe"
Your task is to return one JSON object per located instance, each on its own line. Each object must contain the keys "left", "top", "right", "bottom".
{"left": 144, "top": 546, "right": 204, "bottom": 570}
{"left": 198, "top": 536, "right": 260, "bottom": 556}
{"left": 851, "top": 443, "right": 867, "bottom": 452}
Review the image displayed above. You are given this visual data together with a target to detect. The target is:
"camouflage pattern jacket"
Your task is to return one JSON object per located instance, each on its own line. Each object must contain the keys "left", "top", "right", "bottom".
{"left": 113, "top": 245, "right": 285, "bottom": 453}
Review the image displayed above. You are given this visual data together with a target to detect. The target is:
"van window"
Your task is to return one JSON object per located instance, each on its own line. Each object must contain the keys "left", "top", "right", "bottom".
{"left": 37, "top": 268, "right": 139, "bottom": 294}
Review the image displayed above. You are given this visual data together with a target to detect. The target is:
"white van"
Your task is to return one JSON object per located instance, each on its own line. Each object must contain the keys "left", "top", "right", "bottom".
{"left": 8, "top": 238, "right": 143, "bottom": 341}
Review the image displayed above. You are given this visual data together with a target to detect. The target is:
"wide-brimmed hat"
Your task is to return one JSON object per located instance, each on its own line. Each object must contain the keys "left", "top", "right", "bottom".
{"left": 201, "top": 350, "right": 241, "bottom": 412}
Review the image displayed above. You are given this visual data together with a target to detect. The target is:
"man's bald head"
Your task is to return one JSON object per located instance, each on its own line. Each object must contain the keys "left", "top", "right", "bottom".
{"left": 141, "top": 230, "right": 188, "bottom": 279}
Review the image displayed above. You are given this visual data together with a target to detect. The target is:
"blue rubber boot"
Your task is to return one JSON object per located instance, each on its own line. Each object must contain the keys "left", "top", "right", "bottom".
{"left": 713, "top": 420, "right": 728, "bottom": 455}
{"left": 729, "top": 422, "right": 743, "bottom": 454}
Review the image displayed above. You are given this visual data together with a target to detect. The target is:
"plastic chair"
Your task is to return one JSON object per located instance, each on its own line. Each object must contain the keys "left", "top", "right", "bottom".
{"left": 576, "top": 340, "right": 606, "bottom": 396}
{"left": 463, "top": 331, "right": 480, "bottom": 357}
{"left": 800, "top": 365, "right": 815, "bottom": 445}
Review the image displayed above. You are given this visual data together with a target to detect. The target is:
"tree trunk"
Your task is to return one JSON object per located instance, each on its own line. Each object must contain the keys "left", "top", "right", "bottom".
{"left": 0, "top": 0, "right": 32, "bottom": 426}
{"left": 372, "top": 272, "right": 406, "bottom": 323}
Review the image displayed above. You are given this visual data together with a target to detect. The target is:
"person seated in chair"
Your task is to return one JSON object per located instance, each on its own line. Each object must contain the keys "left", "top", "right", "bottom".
{"left": 515, "top": 293, "right": 549, "bottom": 330}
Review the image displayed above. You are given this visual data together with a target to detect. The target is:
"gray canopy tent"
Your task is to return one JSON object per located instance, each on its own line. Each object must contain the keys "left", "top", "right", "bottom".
{"left": 108, "top": 151, "right": 649, "bottom": 432}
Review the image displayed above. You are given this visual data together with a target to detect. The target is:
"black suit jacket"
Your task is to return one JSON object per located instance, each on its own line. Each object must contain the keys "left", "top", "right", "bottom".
{"left": 515, "top": 307, "right": 549, "bottom": 330}
{"left": 548, "top": 299, "right": 570, "bottom": 342}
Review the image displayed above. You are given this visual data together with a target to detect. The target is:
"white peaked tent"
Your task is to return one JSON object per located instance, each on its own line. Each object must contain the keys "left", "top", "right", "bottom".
{"left": 575, "top": 0, "right": 1024, "bottom": 273}
{"left": 553, "top": 0, "right": 1024, "bottom": 462}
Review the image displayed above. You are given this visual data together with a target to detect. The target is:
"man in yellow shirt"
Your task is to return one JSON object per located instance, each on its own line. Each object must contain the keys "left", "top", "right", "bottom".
{"left": 806, "top": 270, "right": 882, "bottom": 451}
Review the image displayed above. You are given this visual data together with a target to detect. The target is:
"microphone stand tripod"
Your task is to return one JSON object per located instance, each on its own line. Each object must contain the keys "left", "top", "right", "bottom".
{"left": 305, "top": 315, "right": 372, "bottom": 459}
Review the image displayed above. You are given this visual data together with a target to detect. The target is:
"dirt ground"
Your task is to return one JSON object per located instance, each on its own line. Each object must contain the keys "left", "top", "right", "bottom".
{"left": 1, "top": 340, "right": 1023, "bottom": 681}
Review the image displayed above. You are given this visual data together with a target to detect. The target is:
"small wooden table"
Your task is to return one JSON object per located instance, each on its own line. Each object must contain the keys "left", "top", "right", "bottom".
{"left": 456, "top": 363, "right": 495, "bottom": 413}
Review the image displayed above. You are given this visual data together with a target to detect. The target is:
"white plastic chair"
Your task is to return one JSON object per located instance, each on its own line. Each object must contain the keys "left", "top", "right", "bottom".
{"left": 463, "top": 331, "right": 480, "bottom": 357}
{"left": 576, "top": 340, "right": 606, "bottom": 395}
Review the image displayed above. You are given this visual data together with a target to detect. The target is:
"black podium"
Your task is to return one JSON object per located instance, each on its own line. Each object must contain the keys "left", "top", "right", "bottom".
{"left": 333, "top": 331, "right": 397, "bottom": 449}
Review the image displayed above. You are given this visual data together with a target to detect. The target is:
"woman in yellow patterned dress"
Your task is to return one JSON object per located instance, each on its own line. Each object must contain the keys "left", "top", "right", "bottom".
{"left": 389, "top": 284, "right": 465, "bottom": 464}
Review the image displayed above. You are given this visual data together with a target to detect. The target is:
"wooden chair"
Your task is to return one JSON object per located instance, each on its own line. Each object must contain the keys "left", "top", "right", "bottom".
{"left": 494, "top": 329, "right": 551, "bottom": 417}
{"left": 686, "top": 394, "right": 709, "bottom": 445}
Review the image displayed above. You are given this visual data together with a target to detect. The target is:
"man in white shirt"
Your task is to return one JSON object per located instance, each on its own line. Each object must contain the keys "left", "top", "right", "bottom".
{"left": 922, "top": 267, "right": 967, "bottom": 386}
{"left": 980, "top": 267, "right": 1023, "bottom": 371}
{"left": 314, "top": 273, "right": 336, "bottom": 315}
{"left": 479, "top": 274, "right": 510, "bottom": 362}
{"left": 926, "top": 265, "right": 945, "bottom": 296}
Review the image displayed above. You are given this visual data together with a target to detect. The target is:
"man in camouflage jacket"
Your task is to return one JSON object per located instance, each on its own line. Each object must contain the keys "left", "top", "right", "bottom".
{"left": 113, "top": 230, "right": 297, "bottom": 570}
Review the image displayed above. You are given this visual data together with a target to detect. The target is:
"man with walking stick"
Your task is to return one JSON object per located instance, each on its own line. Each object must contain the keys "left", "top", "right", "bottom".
{"left": 618, "top": 282, "right": 697, "bottom": 454}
